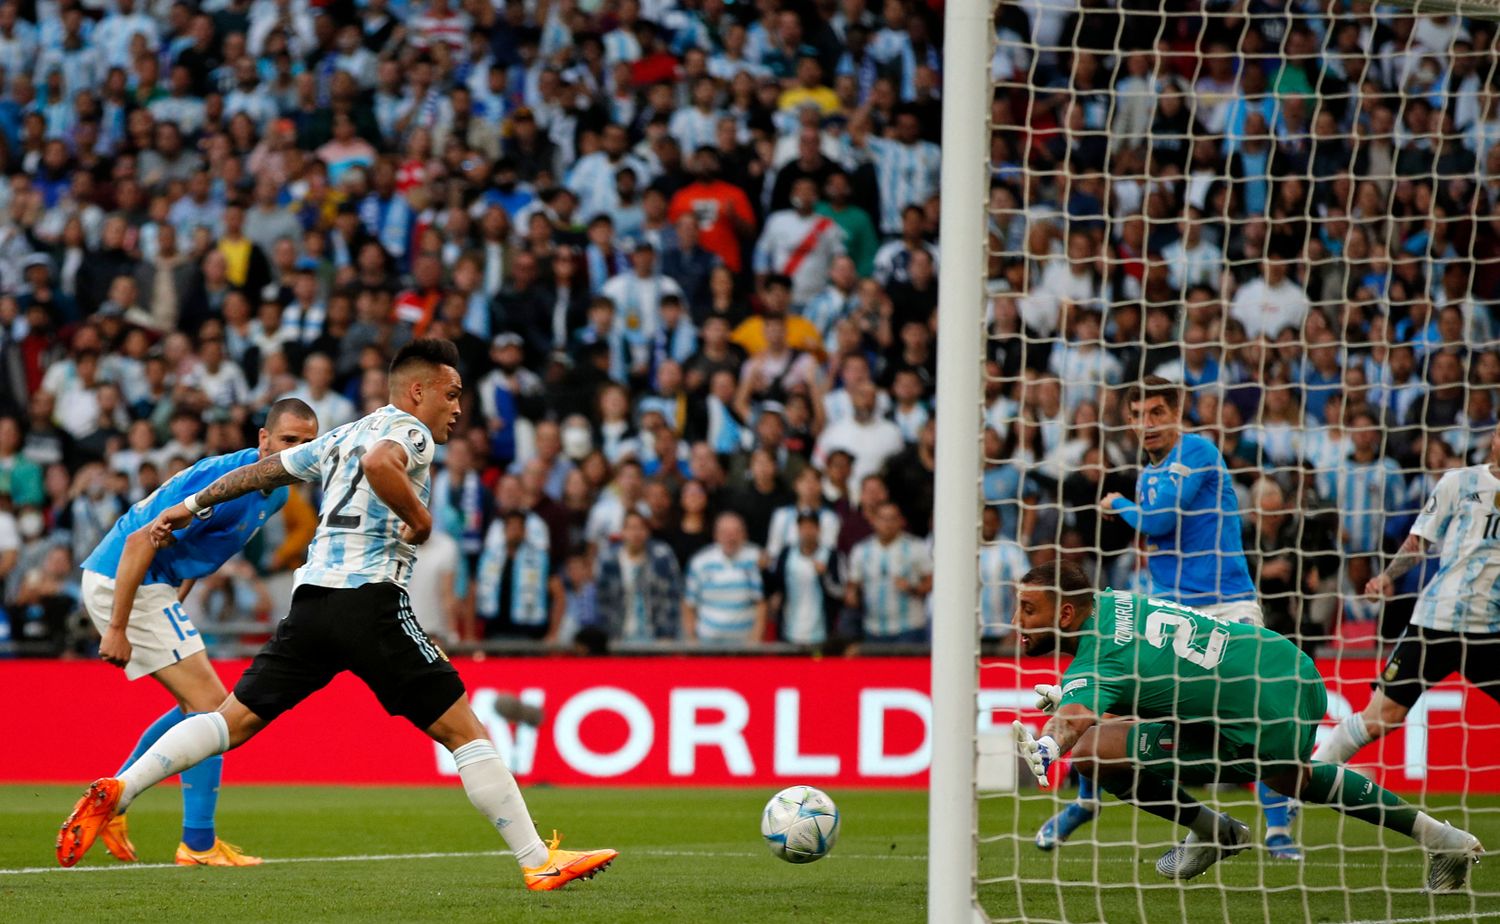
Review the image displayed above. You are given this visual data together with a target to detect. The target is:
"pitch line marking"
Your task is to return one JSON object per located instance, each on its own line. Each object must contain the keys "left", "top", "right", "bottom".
{"left": 0, "top": 847, "right": 927, "bottom": 876}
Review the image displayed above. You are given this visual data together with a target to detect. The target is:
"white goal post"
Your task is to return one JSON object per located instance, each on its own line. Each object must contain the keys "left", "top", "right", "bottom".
{"left": 928, "top": 0, "right": 991, "bottom": 921}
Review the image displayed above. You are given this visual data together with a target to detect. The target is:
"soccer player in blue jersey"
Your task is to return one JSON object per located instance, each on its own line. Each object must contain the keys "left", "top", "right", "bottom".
{"left": 1035, "top": 376, "right": 1303, "bottom": 860}
{"left": 78, "top": 398, "right": 319, "bottom": 865}
{"left": 58, "top": 340, "right": 616, "bottom": 891}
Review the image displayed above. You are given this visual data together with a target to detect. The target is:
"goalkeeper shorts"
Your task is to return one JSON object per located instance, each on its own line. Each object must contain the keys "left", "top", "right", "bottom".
{"left": 1130, "top": 675, "right": 1328, "bottom": 785}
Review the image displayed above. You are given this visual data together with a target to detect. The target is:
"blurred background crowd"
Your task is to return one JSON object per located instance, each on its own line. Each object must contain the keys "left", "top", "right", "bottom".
{"left": 0, "top": 0, "right": 1489, "bottom": 657}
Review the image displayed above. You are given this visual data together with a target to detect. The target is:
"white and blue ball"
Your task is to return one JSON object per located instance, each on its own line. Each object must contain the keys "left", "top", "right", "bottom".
{"left": 760, "top": 785, "right": 840, "bottom": 863}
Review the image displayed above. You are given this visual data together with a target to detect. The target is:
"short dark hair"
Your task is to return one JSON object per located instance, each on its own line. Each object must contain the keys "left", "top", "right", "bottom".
{"left": 265, "top": 397, "right": 317, "bottom": 432}
{"left": 390, "top": 338, "right": 460, "bottom": 379}
{"left": 1122, "top": 375, "right": 1182, "bottom": 412}
{"left": 1019, "top": 560, "right": 1095, "bottom": 610}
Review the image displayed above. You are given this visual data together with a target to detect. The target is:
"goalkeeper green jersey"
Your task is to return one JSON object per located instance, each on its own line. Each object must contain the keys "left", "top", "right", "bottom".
{"left": 1056, "top": 589, "right": 1322, "bottom": 732}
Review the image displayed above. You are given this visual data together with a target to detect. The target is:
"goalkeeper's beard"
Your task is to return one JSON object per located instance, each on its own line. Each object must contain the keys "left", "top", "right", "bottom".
{"left": 1021, "top": 629, "right": 1057, "bottom": 657}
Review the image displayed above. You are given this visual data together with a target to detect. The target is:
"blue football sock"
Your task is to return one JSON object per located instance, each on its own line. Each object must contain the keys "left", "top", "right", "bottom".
{"left": 1257, "top": 781, "right": 1291, "bottom": 831}
{"left": 180, "top": 753, "right": 223, "bottom": 851}
{"left": 1077, "top": 775, "right": 1098, "bottom": 807}
{"left": 117, "top": 708, "right": 189, "bottom": 778}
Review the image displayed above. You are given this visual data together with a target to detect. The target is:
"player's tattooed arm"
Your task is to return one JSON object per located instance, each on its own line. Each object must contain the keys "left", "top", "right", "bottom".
{"left": 1369, "top": 533, "right": 1430, "bottom": 597}
{"left": 1039, "top": 703, "right": 1098, "bottom": 756}
{"left": 148, "top": 455, "right": 302, "bottom": 547}
{"left": 192, "top": 455, "right": 301, "bottom": 507}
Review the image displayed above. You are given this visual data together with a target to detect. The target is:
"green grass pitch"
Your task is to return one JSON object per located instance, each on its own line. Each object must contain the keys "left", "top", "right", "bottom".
{"left": 0, "top": 784, "right": 1495, "bottom": 922}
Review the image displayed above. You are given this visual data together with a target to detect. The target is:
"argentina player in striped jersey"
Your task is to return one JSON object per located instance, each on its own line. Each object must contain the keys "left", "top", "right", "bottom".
{"left": 58, "top": 340, "right": 618, "bottom": 891}
{"left": 1035, "top": 376, "right": 1303, "bottom": 859}
{"left": 75, "top": 398, "right": 319, "bottom": 868}
{"left": 1313, "top": 426, "right": 1500, "bottom": 768}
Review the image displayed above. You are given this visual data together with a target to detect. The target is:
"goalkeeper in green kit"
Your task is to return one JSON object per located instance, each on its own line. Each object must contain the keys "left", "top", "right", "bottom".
{"left": 1010, "top": 560, "right": 1483, "bottom": 889}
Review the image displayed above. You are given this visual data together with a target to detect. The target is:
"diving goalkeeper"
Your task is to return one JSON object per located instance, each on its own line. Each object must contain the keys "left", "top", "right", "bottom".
{"left": 1011, "top": 561, "right": 1482, "bottom": 889}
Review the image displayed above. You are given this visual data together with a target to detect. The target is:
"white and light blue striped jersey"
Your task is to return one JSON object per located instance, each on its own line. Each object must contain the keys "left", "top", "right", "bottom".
{"left": 979, "top": 539, "right": 1030, "bottom": 637}
{"left": 281, "top": 405, "right": 437, "bottom": 591}
{"left": 684, "top": 544, "right": 764, "bottom": 640}
{"left": 847, "top": 533, "right": 933, "bottom": 638}
{"left": 851, "top": 136, "right": 941, "bottom": 234}
{"left": 800, "top": 285, "right": 858, "bottom": 350}
{"left": 668, "top": 107, "right": 722, "bottom": 158}
{"left": 1328, "top": 455, "right": 1406, "bottom": 555}
{"left": 1410, "top": 465, "right": 1500, "bottom": 633}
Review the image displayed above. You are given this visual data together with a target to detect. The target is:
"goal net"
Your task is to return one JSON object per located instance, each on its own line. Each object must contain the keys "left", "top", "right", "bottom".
{"left": 930, "top": 0, "right": 1500, "bottom": 921}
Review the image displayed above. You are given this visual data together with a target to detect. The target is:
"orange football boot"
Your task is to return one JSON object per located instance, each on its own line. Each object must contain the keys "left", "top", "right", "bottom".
{"left": 175, "top": 838, "right": 263, "bottom": 867}
{"left": 57, "top": 778, "right": 124, "bottom": 867}
{"left": 100, "top": 813, "right": 138, "bottom": 862}
{"left": 522, "top": 831, "right": 617, "bottom": 891}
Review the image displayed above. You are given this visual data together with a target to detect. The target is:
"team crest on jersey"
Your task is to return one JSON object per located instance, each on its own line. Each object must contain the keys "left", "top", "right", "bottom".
{"left": 1383, "top": 659, "right": 1400, "bottom": 682}
{"left": 409, "top": 429, "right": 428, "bottom": 454}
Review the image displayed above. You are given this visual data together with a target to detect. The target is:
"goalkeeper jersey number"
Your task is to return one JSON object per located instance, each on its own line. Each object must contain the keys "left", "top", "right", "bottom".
{"left": 1056, "top": 590, "right": 1317, "bottom": 727}
{"left": 280, "top": 404, "right": 437, "bottom": 591}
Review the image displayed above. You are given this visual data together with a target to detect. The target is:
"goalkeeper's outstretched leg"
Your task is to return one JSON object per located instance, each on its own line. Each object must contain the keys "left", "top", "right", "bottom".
{"left": 1262, "top": 765, "right": 1484, "bottom": 893}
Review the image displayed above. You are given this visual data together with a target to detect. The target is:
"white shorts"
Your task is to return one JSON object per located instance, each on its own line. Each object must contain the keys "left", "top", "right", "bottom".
{"left": 1197, "top": 599, "right": 1265, "bottom": 627}
{"left": 82, "top": 570, "right": 206, "bottom": 680}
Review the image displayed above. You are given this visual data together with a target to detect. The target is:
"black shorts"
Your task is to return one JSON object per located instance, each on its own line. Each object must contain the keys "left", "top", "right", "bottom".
{"left": 234, "top": 582, "right": 466, "bottom": 729}
{"left": 1375, "top": 625, "right": 1500, "bottom": 709}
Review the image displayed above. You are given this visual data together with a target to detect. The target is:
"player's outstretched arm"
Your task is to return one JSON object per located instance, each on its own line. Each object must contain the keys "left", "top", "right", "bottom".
{"left": 1365, "top": 532, "right": 1431, "bottom": 598}
{"left": 149, "top": 455, "right": 304, "bottom": 546}
{"left": 362, "top": 440, "right": 433, "bottom": 545}
{"left": 99, "top": 527, "right": 160, "bottom": 668}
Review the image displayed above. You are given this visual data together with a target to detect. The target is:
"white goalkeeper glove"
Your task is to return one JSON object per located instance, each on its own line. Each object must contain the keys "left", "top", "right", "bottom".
{"left": 1012, "top": 721, "right": 1058, "bottom": 788}
{"left": 1033, "top": 683, "right": 1062, "bottom": 714}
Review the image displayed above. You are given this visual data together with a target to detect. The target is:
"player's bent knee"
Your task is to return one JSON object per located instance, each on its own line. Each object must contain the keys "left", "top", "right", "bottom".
{"left": 425, "top": 696, "right": 489, "bottom": 751}
{"left": 1367, "top": 693, "right": 1409, "bottom": 736}
{"left": 218, "top": 695, "right": 269, "bottom": 749}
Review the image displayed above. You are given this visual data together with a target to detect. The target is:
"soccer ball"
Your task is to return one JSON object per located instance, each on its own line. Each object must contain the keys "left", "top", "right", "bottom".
{"left": 760, "top": 785, "right": 840, "bottom": 863}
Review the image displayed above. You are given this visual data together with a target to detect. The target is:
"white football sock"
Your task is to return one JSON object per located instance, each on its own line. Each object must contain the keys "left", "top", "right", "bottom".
{"left": 1311, "top": 713, "right": 1373, "bottom": 766}
{"left": 452, "top": 739, "right": 549, "bottom": 869}
{"left": 118, "top": 712, "right": 229, "bottom": 811}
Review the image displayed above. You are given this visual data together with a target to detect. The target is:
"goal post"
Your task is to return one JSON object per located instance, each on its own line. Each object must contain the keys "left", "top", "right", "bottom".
{"left": 928, "top": 0, "right": 992, "bottom": 921}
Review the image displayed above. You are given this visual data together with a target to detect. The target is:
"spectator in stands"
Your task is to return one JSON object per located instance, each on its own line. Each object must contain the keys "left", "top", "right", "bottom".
{"left": 683, "top": 510, "right": 765, "bottom": 643}
{"left": 769, "top": 512, "right": 843, "bottom": 647}
{"left": 595, "top": 510, "right": 682, "bottom": 642}
{"left": 475, "top": 509, "right": 557, "bottom": 641}
{"left": 845, "top": 501, "right": 932, "bottom": 644}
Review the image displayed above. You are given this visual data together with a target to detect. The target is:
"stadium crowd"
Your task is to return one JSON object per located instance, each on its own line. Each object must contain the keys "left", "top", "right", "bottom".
{"left": 0, "top": 0, "right": 1489, "bottom": 656}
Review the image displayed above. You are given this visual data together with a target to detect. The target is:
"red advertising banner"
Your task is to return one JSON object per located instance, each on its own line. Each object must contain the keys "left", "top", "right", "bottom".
{"left": 0, "top": 657, "right": 1495, "bottom": 792}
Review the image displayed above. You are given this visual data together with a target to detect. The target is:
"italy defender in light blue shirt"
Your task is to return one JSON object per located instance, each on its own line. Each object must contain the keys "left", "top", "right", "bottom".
{"left": 1036, "top": 376, "right": 1301, "bottom": 860}
{"left": 79, "top": 398, "right": 318, "bottom": 865}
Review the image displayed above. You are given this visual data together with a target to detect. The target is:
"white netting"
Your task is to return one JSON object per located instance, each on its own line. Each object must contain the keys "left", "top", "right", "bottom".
{"left": 969, "top": 1, "right": 1500, "bottom": 920}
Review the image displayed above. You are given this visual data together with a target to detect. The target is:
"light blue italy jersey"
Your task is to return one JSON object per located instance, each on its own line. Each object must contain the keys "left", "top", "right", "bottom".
{"left": 1410, "top": 465, "right": 1500, "bottom": 634}
{"left": 83, "top": 447, "right": 287, "bottom": 586}
{"left": 1109, "top": 432, "right": 1256, "bottom": 607}
{"left": 684, "top": 544, "right": 764, "bottom": 640}
{"left": 847, "top": 533, "right": 932, "bottom": 638}
{"left": 280, "top": 405, "right": 437, "bottom": 590}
